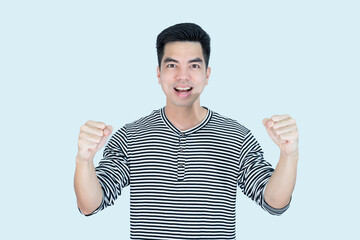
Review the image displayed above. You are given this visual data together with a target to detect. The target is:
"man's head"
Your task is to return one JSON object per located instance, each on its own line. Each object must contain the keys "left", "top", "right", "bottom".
{"left": 156, "top": 23, "right": 211, "bottom": 69}
{"left": 156, "top": 23, "right": 212, "bottom": 109}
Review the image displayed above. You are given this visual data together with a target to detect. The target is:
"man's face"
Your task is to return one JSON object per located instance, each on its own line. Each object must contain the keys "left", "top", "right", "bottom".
{"left": 157, "top": 41, "right": 211, "bottom": 109}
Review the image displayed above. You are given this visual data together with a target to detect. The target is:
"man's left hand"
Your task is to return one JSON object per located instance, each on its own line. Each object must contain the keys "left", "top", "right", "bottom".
{"left": 263, "top": 115, "right": 299, "bottom": 157}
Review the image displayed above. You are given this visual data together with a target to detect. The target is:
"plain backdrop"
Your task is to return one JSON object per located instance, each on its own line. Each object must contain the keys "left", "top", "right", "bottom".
{"left": 1, "top": 0, "right": 359, "bottom": 239}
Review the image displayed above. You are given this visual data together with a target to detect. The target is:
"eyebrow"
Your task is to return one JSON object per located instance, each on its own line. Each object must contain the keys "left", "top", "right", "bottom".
{"left": 163, "top": 57, "right": 203, "bottom": 64}
{"left": 188, "top": 57, "right": 203, "bottom": 64}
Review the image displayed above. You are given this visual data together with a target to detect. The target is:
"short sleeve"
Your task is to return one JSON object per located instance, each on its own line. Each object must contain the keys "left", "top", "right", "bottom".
{"left": 79, "top": 126, "right": 131, "bottom": 216}
{"left": 238, "top": 130, "right": 290, "bottom": 215}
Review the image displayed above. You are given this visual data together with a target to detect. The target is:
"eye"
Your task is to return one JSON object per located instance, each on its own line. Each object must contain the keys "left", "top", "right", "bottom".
{"left": 166, "top": 63, "right": 176, "bottom": 68}
{"left": 190, "top": 64, "right": 200, "bottom": 69}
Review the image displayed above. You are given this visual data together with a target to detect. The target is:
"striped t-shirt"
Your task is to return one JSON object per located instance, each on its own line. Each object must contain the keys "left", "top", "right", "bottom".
{"left": 82, "top": 107, "right": 290, "bottom": 239}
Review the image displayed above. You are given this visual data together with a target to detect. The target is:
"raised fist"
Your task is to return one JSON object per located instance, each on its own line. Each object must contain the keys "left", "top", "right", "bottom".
{"left": 76, "top": 120, "right": 113, "bottom": 163}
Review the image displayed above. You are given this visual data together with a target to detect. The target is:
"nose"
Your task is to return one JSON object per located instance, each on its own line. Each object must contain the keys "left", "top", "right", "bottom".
{"left": 175, "top": 66, "right": 190, "bottom": 81}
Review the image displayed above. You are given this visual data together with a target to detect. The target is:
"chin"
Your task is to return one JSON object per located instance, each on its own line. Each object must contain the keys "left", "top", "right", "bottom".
{"left": 165, "top": 91, "right": 201, "bottom": 108}
{"left": 170, "top": 99, "right": 199, "bottom": 108}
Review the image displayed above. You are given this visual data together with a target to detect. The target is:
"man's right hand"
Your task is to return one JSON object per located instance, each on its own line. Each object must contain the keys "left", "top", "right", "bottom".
{"left": 76, "top": 120, "right": 113, "bottom": 163}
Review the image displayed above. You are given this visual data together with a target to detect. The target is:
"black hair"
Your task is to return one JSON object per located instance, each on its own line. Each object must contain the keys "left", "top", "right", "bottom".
{"left": 156, "top": 23, "right": 211, "bottom": 69}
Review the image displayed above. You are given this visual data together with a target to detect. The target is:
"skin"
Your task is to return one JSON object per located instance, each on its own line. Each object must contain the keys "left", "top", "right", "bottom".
{"left": 74, "top": 41, "right": 299, "bottom": 214}
{"left": 74, "top": 121, "right": 112, "bottom": 215}
{"left": 262, "top": 115, "right": 299, "bottom": 208}
{"left": 157, "top": 41, "right": 211, "bottom": 130}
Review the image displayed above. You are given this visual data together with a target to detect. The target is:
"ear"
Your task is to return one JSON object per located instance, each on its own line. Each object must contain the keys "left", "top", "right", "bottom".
{"left": 205, "top": 66, "right": 211, "bottom": 86}
{"left": 157, "top": 66, "right": 161, "bottom": 84}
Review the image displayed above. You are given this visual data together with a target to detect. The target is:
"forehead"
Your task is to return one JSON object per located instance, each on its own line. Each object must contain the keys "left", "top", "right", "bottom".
{"left": 163, "top": 41, "right": 204, "bottom": 60}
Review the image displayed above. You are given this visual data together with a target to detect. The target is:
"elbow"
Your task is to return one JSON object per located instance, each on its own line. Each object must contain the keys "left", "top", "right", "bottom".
{"left": 77, "top": 200, "right": 99, "bottom": 216}
{"left": 79, "top": 207, "right": 95, "bottom": 216}
{"left": 265, "top": 196, "right": 291, "bottom": 209}
{"left": 262, "top": 196, "right": 292, "bottom": 216}
{"left": 263, "top": 186, "right": 292, "bottom": 212}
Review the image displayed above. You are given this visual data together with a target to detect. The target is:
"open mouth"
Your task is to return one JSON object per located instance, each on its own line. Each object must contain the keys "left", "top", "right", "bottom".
{"left": 174, "top": 87, "right": 193, "bottom": 93}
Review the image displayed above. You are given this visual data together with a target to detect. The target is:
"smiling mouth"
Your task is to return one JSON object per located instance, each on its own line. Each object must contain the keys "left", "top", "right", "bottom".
{"left": 174, "top": 87, "right": 193, "bottom": 93}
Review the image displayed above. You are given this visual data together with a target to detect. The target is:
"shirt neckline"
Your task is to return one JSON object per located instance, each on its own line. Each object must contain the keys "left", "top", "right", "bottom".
{"left": 160, "top": 106, "right": 213, "bottom": 136}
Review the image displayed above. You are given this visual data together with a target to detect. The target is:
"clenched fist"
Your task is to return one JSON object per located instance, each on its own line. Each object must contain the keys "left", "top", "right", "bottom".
{"left": 76, "top": 120, "right": 113, "bottom": 163}
{"left": 263, "top": 115, "right": 299, "bottom": 157}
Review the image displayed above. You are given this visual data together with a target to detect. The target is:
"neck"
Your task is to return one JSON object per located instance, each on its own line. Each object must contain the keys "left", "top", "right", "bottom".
{"left": 164, "top": 103, "right": 208, "bottom": 131}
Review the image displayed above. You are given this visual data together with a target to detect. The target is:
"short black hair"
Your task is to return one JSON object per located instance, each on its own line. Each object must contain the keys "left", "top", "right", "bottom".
{"left": 156, "top": 23, "right": 211, "bottom": 69}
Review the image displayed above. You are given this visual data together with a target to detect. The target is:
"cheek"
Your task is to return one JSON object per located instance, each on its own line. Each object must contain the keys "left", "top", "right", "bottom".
{"left": 193, "top": 70, "right": 208, "bottom": 80}
{"left": 193, "top": 74, "right": 209, "bottom": 86}
{"left": 159, "top": 72, "right": 174, "bottom": 85}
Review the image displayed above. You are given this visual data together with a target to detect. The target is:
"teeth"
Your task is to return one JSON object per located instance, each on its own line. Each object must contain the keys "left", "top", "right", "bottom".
{"left": 175, "top": 87, "right": 191, "bottom": 90}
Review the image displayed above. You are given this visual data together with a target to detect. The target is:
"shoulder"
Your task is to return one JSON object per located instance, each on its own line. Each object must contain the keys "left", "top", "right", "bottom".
{"left": 208, "top": 110, "right": 250, "bottom": 137}
{"left": 107, "top": 109, "right": 162, "bottom": 147}
{"left": 123, "top": 108, "right": 163, "bottom": 134}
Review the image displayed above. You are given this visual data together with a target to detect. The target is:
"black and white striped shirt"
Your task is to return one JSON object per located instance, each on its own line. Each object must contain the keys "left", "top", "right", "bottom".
{"left": 82, "top": 107, "right": 290, "bottom": 239}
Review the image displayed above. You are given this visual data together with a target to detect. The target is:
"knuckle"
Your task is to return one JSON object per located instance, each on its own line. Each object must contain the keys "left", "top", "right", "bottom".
{"left": 80, "top": 125, "right": 86, "bottom": 132}
{"left": 79, "top": 132, "right": 86, "bottom": 139}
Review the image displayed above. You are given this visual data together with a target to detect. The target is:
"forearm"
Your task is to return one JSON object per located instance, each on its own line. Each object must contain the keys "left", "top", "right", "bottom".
{"left": 74, "top": 158, "right": 103, "bottom": 215}
{"left": 264, "top": 151, "right": 298, "bottom": 209}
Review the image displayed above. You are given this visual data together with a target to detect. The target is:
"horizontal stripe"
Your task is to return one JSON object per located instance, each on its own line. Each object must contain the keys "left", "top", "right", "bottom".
{"left": 80, "top": 107, "right": 290, "bottom": 239}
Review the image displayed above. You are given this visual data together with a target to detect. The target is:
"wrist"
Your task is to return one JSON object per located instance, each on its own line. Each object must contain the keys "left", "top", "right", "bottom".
{"left": 280, "top": 150, "right": 299, "bottom": 161}
{"left": 76, "top": 155, "right": 95, "bottom": 167}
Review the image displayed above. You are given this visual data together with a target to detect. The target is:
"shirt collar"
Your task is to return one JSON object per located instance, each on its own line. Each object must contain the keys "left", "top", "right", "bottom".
{"left": 160, "top": 106, "right": 213, "bottom": 136}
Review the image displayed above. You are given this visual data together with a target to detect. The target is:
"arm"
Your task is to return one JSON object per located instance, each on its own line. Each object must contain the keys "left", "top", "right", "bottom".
{"left": 74, "top": 159, "right": 103, "bottom": 216}
{"left": 262, "top": 115, "right": 299, "bottom": 209}
{"left": 74, "top": 120, "right": 113, "bottom": 215}
{"left": 238, "top": 131, "right": 286, "bottom": 215}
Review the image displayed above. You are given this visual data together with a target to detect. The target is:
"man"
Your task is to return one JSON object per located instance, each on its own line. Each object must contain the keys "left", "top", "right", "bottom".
{"left": 74, "top": 23, "right": 299, "bottom": 239}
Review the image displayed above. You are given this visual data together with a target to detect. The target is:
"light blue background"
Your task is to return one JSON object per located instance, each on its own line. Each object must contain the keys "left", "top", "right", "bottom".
{"left": 1, "top": 0, "right": 359, "bottom": 239}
